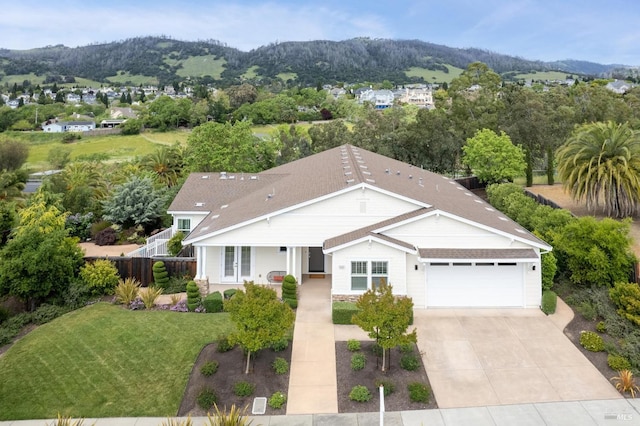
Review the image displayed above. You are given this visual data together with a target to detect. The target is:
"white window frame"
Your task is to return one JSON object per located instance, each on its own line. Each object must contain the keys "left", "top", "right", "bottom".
{"left": 177, "top": 218, "right": 191, "bottom": 233}
{"left": 350, "top": 260, "right": 389, "bottom": 291}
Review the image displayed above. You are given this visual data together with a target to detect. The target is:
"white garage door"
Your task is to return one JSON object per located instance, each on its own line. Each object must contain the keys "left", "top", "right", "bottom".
{"left": 426, "top": 263, "right": 524, "bottom": 307}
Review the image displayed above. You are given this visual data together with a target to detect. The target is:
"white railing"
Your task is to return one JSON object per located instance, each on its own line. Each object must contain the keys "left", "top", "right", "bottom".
{"left": 126, "top": 227, "right": 175, "bottom": 257}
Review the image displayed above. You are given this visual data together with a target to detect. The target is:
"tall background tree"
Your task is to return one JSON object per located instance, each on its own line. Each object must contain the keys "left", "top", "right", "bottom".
{"left": 556, "top": 121, "right": 640, "bottom": 218}
{"left": 462, "top": 129, "right": 526, "bottom": 184}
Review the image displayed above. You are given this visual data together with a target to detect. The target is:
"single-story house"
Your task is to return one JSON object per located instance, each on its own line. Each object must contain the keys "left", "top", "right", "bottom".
{"left": 42, "top": 120, "right": 96, "bottom": 133}
{"left": 168, "top": 145, "right": 551, "bottom": 308}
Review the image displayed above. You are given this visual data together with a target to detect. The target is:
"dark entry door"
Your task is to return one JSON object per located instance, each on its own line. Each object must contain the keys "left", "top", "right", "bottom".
{"left": 308, "top": 247, "right": 324, "bottom": 272}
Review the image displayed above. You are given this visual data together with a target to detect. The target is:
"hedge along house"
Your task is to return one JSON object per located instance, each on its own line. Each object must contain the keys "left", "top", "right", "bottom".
{"left": 168, "top": 145, "right": 551, "bottom": 308}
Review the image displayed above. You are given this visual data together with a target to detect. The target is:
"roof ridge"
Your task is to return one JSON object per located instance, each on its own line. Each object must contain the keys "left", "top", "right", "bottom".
{"left": 342, "top": 145, "right": 366, "bottom": 184}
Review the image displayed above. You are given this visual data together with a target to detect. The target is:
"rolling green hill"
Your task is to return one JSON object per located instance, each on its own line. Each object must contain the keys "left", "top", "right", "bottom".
{"left": 0, "top": 36, "right": 622, "bottom": 88}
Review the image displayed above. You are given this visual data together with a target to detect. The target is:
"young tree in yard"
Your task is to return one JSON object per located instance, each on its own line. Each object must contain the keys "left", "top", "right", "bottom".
{"left": 352, "top": 281, "right": 417, "bottom": 372}
{"left": 0, "top": 191, "right": 83, "bottom": 309}
{"left": 102, "top": 175, "right": 166, "bottom": 229}
{"left": 462, "top": 129, "right": 526, "bottom": 184}
{"left": 225, "top": 281, "right": 295, "bottom": 374}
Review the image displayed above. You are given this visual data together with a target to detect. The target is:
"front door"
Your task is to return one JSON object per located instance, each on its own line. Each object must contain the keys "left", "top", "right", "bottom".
{"left": 308, "top": 247, "right": 324, "bottom": 273}
{"left": 222, "top": 246, "right": 252, "bottom": 283}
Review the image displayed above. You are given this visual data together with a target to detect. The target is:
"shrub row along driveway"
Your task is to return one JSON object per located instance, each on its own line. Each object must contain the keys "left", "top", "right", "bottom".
{"left": 415, "top": 302, "right": 621, "bottom": 409}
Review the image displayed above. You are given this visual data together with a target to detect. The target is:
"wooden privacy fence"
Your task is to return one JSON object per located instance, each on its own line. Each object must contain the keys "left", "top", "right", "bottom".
{"left": 84, "top": 256, "right": 196, "bottom": 286}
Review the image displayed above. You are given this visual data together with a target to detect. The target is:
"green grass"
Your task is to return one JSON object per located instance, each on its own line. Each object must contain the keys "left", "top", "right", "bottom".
{"left": 242, "top": 65, "right": 259, "bottom": 79}
{"left": 106, "top": 72, "right": 158, "bottom": 86}
{"left": 405, "top": 65, "right": 464, "bottom": 83}
{"left": 276, "top": 72, "right": 297, "bottom": 81}
{"left": 174, "top": 55, "right": 226, "bottom": 79}
{"left": 0, "top": 73, "right": 44, "bottom": 86}
{"left": 510, "top": 71, "right": 571, "bottom": 81}
{"left": 0, "top": 303, "right": 233, "bottom": 420}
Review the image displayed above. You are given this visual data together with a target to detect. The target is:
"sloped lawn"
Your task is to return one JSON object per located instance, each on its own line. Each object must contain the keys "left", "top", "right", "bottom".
{"left": 0, "top": 303, "right": 233, "bottom": 420}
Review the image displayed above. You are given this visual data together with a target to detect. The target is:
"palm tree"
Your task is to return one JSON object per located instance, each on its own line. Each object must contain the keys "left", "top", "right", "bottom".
{"left": 557, "top": 121, "right": 640, "bottom": 218}
{"left": 141, "top": 145, "right": 184, "bottom": 187}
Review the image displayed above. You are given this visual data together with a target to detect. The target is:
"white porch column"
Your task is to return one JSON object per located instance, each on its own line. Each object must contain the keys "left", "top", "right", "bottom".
{"left": 292, "top": 246, "right": 297, "bottom": 279}
{"left": 195, "top": 246, "right": 202, "bottom": 280}
{"left": 201, "top": 246, "right": 207, "bottom": 281}
{"left": 286, "top": 246, "right": 291, "bottom": 276}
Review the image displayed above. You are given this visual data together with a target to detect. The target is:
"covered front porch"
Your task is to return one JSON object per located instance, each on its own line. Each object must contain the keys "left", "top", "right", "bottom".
{"left": 193, "top": 245, "right": 332, "bottom": 287}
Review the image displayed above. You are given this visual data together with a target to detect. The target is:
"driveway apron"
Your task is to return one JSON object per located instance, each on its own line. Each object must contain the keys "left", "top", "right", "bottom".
{"left": 415, "top": 305, "right": 622, "bottom": 409}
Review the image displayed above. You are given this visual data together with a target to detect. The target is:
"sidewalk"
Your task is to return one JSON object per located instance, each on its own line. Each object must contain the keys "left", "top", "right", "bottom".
{"left": 2, "top": 399, "right": 639, "bottom": 426}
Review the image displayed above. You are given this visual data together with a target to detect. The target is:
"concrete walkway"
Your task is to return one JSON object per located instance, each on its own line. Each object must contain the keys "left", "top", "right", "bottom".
{"left": 2, "top": 400, "right": 640, "bottom": 426}
{"left": 286, "top": 277, "right": 338, "bottom": 414}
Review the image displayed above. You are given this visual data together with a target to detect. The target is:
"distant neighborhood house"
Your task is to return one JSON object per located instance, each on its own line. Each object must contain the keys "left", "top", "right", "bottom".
{"left": 42, "top": 120, "right": 96, "bottom": 133}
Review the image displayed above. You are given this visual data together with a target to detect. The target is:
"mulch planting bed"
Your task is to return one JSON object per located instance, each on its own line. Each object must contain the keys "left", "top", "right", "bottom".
{"left": 335, "top": 341, "right": 438, "bottom": 413}
{"left": 178, "top": 342, "right": 292, "bottom": 416}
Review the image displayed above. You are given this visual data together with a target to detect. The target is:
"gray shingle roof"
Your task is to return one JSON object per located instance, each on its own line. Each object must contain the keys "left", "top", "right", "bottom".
{"left": 175, "top": 144, "right": 549, "bottom": 249}
{"left": 418, "top": 248, "right": 538, "bottom": 260}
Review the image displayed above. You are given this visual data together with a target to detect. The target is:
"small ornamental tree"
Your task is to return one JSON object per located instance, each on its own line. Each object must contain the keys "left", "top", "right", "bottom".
{"left": 462, "top": 129, "right": 526, "bottom": 184}
{"left": 101, "top": 175, "right": 166, "bottom": 229}
{"left": 152, "top": 261, "right": 170, "bottom": 289}
{"left": 186, "top": 280, "right": 201, "bottom": 311}
{"left": 352, "top": 281, "right": 417, "bottom": 372}
{"left": 225, "top": 281, "right": 295, "bottom": 374}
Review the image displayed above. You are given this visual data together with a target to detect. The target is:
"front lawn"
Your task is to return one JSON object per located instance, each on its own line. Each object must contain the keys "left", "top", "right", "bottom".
{"left": 0, "top": 303, "right": 233, "bottom": 420}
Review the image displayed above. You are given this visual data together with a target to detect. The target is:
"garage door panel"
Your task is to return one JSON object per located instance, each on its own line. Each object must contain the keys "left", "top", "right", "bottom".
{"left": 427, "top": 265, "right": 523, "bottom": 308}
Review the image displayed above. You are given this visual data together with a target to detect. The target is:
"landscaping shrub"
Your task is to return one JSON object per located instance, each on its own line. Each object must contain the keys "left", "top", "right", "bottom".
{"left": 268, "top": 391, "right": 287, "bottom": 409}
{"left": 167, "top": 231, "right": 184, "bottom": 257}
{"left": 408, "top": 382, "right": 431, "bottom": 403}
{"left": 94, "top": 227, "right": 117, "bottom": 246}
{"left": 577, "top": 301, "right": 598, "bottom": 321}
{"left": 138, "top": 286, "right": 163, "bottom": 309}
{"left": 152, "top": 261, "right": 170, "bottom": 290}
{"left": 541, "top": 252, "right": 557, "bottom": 291}
{"left": 165, "top": 275, "right": 189, "bottom": 294}
{"left": 400, "top": 354, "right": 420, "bottom": 371}
{"left": 62, "top": 281, "right": 91, "bottom": 309}
{"left": 349, "top": 385, "right": 372, "bottom": 402}
{"left": 79, "top": 259, "right": 120, "bottom": 295}
{"left": 596, "top": 321, "right": 607, "bottom": 333}
{"left": 129, "top": 297, "right": 144, "bottom": 310}
{"left": 609, "top": 282, "right": 640, "bottom": 327}
{"left": 233, "top": 381, "right": 255, "bottom": 397}
{"left": 374, "top": 378, "right": 395, "bottom": 396}
{"left": 197, "top": 387, "right": 217, "bottom": 409}
{"left": 398, "top": 342, "right": 414, "bottom": 354}
{"left": 332, "top": 301, "right": 358, "bottom": 324}
{"left": 580, "top": 331, "right": 605, "bottom": 352}
{"left": 611, "top": 370, "right": 640, "bottom": 397}
{"left": 608, "top": 354, "right": 632, "bottom": 372}
{"left": 203, "top": 291, "right": 223, "bottom": 313}
{"left": 281, "top": 274, "right": 297, "bottom": 301}
{"left": 272, "top": 357, "right": 289, "bottom": 374}
{"left": 0, "top": 306, "right": 9, "bottom": 325}
{"left": 90, "top": 221, "right": 112, "bottom": 239}
{"left": 32, "top": 304, "right": 68, "bottom": 325}
{"left": 347, "top": 339, "right": 361, "bottom": 352}
{"left": 200, "top": 360, "right": 219, "bottom": 377}
{"left": 351, "top": 353, "right": 366, "bottom": 371}
{"left": 216, "top": 334, "right": 234, "bottom": 352}
{"left": 271, "top": 337, "right": 289, "bottom": 352}
{"left": 114, "top": 277, "right": 140, "bottom": 306}
{"left": 223, "top": 288, "right": 238, "bottom": 299}
{"left": 284, "top": 298, "right": 298, "bottom": 309}
{"left": 186, "top": 281, "right": 201, "bottom": 312}
{"left": 541, "top": 290, "right": 557, "bottom": 315}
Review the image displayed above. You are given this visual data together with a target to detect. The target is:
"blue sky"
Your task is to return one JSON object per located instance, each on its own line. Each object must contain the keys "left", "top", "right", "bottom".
{"left": 2, "top": 0, "right": 639, "bottom": 65}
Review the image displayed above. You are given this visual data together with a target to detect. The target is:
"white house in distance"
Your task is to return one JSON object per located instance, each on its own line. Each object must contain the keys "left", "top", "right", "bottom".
{"left": 42, "top": 120, "right": 96, "bottom": 133}
{"left": 168, "top": 145, "right": 551, "bottom": 308}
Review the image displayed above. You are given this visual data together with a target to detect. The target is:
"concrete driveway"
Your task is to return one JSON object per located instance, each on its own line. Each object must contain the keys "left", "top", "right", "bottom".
{"left": 415, "top": 301, "right": 622, "bottom": 409}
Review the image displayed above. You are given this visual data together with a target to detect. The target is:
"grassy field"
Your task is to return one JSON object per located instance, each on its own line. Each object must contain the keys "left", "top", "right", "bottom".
{"left": 510, "top": 71, "right": 571, "bottom": 81}
{"left": 405, "top": 65, "right": 464, "bottom": 83}
{"left": 276, "top": 72, "right": 297, "bottom": 81}
{"left": 106, "top": 72, "right": 159, "bottom": 86}
{"left": 0, "top": 303, "right": 233, "bottom": 420}
{"left": 242, "top": 65, "right": 259, "bottom": 79}
{"left": 174, "top": 55, "right": 226, "bottom": 79}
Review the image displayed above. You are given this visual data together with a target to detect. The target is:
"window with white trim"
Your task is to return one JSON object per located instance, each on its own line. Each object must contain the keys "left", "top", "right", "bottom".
{"left": 177, "top": 218, "right": 191, "bottom": 233}
{"left": 351, "top": 261, "right": 368, "bottom": 291}
{"left": 351, "top": 260, "right": 388, "bottom": 291}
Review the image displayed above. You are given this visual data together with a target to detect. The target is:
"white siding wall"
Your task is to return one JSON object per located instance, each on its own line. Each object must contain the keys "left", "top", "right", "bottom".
{"left": 254, "top": 247, "right": 287, "bottom": 285}
{"left": 525, "top": 258, "right": 542, "bottom": 307}
{"left": 198, "top": 188, "right": 419, "bottom": 247}
{"left": 172, "top": 213, "right": 208, "bottom": 233}
{"left": 405, "top": 254, "right": 426, "bottom": 308}
{"left": 384, "top": 214, "right": 531, "bottom": 249}
{"left": 331, "top": 241, "right": 407, "bottom": 296}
